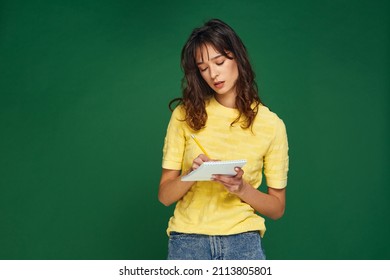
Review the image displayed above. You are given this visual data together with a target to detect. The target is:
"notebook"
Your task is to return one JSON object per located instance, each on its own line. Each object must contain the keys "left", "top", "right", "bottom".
{"left": 181, "top": 159, "right": 247, "bottom": 181}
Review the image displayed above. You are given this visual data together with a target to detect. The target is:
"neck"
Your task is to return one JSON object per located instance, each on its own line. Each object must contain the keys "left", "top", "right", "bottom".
{"left": 214, "top": 92, "right": 237, "bottom": 108}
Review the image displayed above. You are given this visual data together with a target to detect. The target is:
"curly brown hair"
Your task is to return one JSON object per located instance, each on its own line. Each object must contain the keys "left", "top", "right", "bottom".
{"left": 169, "top": 19, "right": 264, "bottom": 131}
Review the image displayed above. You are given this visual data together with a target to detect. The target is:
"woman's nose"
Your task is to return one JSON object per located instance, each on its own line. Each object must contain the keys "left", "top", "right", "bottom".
{"left": 210, "top": 66, "right": 219, "bottom": 80}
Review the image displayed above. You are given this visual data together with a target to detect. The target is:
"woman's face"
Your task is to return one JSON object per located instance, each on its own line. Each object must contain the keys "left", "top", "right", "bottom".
{"left": 196, "top": 44, "right": 239, "bottom": 103}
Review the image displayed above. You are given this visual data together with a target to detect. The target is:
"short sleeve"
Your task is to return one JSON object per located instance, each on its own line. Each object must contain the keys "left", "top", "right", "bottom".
{"left": 263, "top": 118, "right": 289, "bottom": 189}
{"left": 162, "top": 106, "right": 186, "bottom": 170}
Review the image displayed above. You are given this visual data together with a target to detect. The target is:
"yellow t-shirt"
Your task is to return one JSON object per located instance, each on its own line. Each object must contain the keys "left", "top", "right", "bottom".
{"left": 162, "top": 97, "right": 289, "bottom": 237}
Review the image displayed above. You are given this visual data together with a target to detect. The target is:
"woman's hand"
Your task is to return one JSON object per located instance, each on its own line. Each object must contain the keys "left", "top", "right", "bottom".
{"left": 212, "top": 167, "right": 247, "bottom": 195}
{"left": 191, "top": 154, "right": 211, "bottom": 171}
{"left": 212, "top": 167, "right": 286, "bottom": 220}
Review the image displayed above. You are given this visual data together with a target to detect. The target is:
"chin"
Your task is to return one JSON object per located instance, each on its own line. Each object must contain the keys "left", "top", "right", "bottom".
{"left": 215, "top": 89, "right": 233, "bottom": 95}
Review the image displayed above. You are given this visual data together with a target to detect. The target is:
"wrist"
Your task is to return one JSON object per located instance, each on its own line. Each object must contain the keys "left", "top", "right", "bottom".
{"left": 237, "top": 180, "right": 250, "bottom": 197}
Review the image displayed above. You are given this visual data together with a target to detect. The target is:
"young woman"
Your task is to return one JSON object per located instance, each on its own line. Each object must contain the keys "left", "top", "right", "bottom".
{"left": 158, "top": 19, "right": 289, "bottom": 260}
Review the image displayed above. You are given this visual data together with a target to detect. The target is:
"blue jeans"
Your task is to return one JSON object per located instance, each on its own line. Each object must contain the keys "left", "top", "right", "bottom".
{"left": 167, "top": 231, "right": 266, "bottom": 260}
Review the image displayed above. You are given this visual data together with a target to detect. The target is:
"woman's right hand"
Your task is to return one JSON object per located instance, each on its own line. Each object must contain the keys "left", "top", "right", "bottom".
{"left": 191, "top": 154, "right": 210, "bottom": 171}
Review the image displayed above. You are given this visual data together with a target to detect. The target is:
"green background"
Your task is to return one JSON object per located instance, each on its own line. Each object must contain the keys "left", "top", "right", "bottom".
{"left": 1, "top": 0, "right": 389, "bottom": 260}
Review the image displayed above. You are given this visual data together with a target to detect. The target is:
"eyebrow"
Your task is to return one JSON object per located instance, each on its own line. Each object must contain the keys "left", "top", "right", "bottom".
{"left": 196, "top": 54, "right": 224, "bottom": 65}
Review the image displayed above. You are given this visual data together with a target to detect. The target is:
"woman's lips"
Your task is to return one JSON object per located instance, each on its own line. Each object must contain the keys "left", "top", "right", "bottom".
{"left": 214, "top": 81, "right": 224, "bottom": 89}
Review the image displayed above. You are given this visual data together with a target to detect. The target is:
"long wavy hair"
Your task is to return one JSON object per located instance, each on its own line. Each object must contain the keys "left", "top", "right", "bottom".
{"left": 169, "top": 19, "right": 263, "bottom": 131}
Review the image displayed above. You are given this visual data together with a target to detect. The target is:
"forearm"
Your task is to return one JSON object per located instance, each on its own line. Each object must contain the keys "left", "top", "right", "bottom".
{"left": 159, "top": 155, "right": 211, "bottom": 207}
{"left": 158, "top": 175, "right": 194, "bottom": 207}
{"left": 237, "top": 182, "right": 285, "bottom": 220}
{"left": 212, "top": 168, "right": 286, "bottom": 220}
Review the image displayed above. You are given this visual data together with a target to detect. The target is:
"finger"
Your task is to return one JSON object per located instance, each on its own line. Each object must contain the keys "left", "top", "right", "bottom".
{"left": 192, "top": 162, "right": 200, "bottom": 170}
{"left": 193, "top": 157, "right": 205, "bottom": 166}
{"left": 234, "top": 167, "right": 244, "bottom": 178}
{"left": 192, "top": 154, "right": 210, "bottom": 170}
{"left": 212, "top": 175, "right": 236, "bottom": 185}
{"left": 198, "top": 154, "right": 210, "bottom": 162}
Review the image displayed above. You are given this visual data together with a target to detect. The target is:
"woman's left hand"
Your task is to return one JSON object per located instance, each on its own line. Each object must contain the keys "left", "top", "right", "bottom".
{"left": 212, "top": 167, "right": 247, "bottom": 195}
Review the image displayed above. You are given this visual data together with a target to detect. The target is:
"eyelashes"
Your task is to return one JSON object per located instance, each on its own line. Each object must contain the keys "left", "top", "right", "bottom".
{"left": 199, "top": 60, "right": 225, "bottom": 72}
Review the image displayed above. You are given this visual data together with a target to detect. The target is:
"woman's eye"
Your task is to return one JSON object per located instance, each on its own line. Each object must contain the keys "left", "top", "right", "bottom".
{"left": 216, "top": 60, "right": 225, "bottom": 66}
{"left": 200, "top": 67, "right": 208, "bottom": 72}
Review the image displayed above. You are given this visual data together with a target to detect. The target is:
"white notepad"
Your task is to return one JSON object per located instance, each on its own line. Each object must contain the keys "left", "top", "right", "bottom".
{"left": 181, "top": 159, "right": 247, "bottom": 181}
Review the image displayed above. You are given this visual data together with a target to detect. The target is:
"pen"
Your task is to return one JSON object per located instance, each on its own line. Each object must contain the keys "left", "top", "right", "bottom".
{"left": 190, "top": 134, "right": 210, "bottom": 158}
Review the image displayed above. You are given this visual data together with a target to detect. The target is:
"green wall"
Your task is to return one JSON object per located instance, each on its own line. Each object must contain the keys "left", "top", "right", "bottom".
{"left": 1, "top": 0, "right": 389, "bottom": 259}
